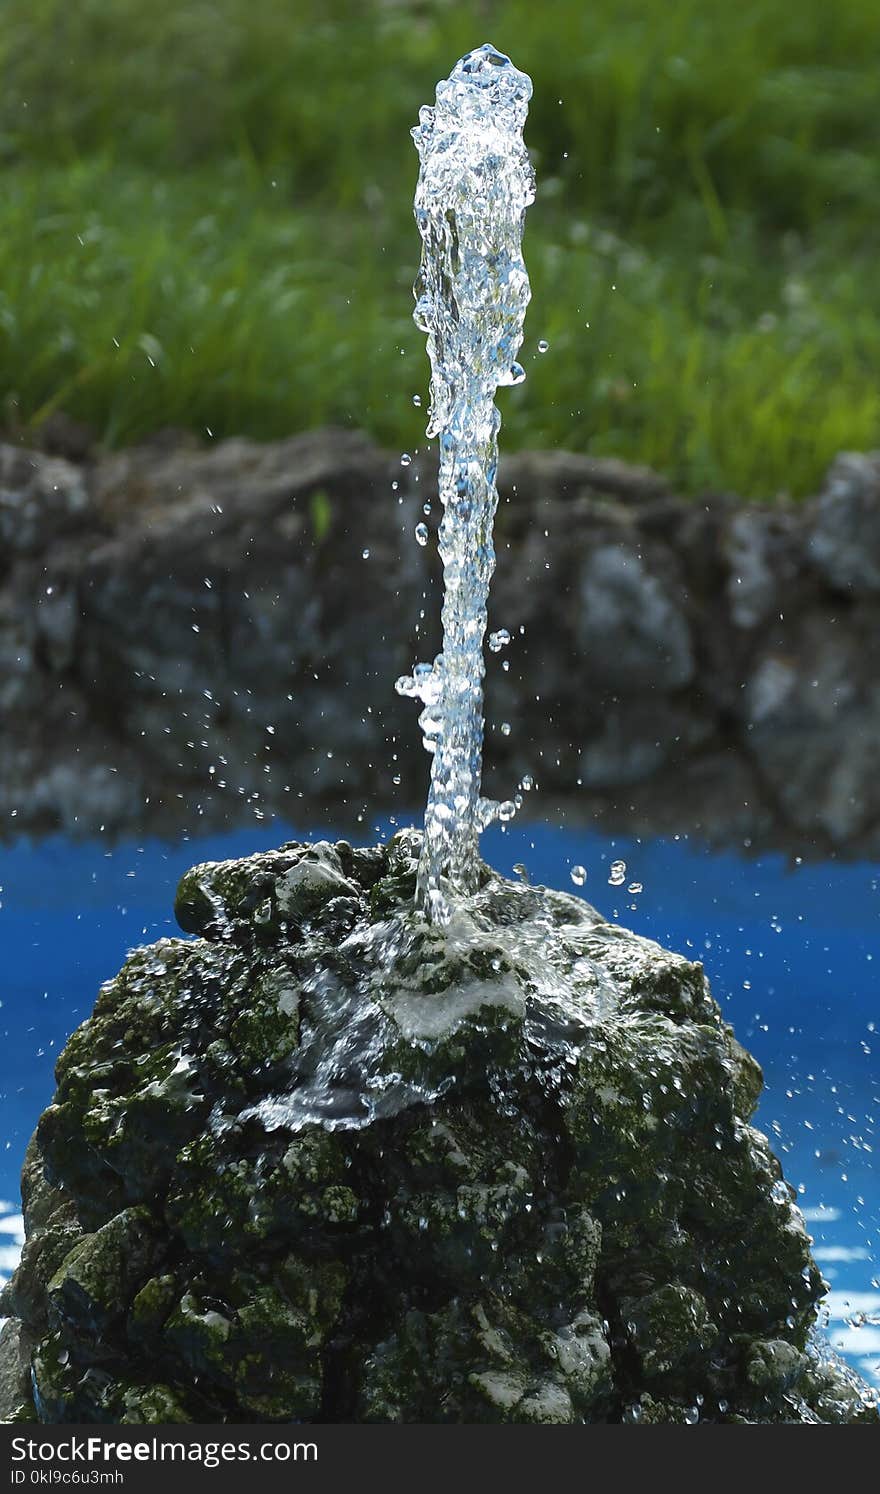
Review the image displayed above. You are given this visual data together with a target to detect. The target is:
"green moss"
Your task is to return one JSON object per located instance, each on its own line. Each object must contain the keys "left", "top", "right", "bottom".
{"left": 32, "top": 1330, "right": 80, "bottom": 1422}
{"left": 626, "top": 1395, "right": 694, "bottom": 1424}
{"left": 4, "top": 1213, "right": 84, "bottom": 1329}
{"left": 167, "top": 1126, "right": 360, "bottom": 1255}
{"left": 369, "top": 870, "right": 418, "bottom": 919}
{"left": 173, "top": 868, "right": 223, "bottom": 936}
{"left": 273, "top": 1254, "right": 347, "bottom": 1328}
{"left": 725, "top": 1030, "right": 764, "bottom": 1118}
{"left": 129, "top": 1273, "right": 178, "bottom": 1342}
{"left": 36, "top": 1101, "right": 127, "bottom": 1225}
{"left": 228, "top": 968, "right": 300, "bottom": 1066}
{"left": 174, "top": 855, "right": 286, "bottom": 937}
{"left": 117, "top": 1383, "right": 192, "bottom": 1424}
{"left": 175, "top": 845, "right": 363, "bottom": 943}
{"left": 234, "top": 1365, "right": 321, "bottom": 1421}
{"left": 623, "top": 1283, "right": 719, "bottom": 1384}
{"left": 360, "top": 1296, "right": 608, "bottom": 1424}
{"left": 279, "top": 1128, "right": 350, "bottom": 1191}
{"left": 48, "top": 1208, "right": 164, "bottom": 1335}
{"left": 166, "top": 1140, "right": 254, "bottom": 1252}
{"left": 746, "top": 1338, "right": 805, "bottom": 1392}
{"left": 7, "top": 837, "right": 875, "bottom": 1425}
{"left": 164, "top": 1291, "right": 235, "bottom": 1384}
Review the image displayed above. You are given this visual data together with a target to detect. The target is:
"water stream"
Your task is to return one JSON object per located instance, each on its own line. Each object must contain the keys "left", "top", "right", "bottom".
{"left": 396, "top": 44, "right": 535, "bottom": 923}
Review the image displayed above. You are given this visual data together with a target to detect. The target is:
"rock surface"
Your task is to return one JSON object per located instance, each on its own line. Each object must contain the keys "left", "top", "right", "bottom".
{"left": 1, "top": 429, "right": 880, "bottom": 855}
{"left": 2, "top": 833, "right": 876, "bottom": 1424}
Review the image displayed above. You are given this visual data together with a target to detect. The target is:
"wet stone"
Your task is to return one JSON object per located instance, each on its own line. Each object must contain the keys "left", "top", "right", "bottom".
{"left": 1, "top": 833, "right": 876, "bottom": 1425}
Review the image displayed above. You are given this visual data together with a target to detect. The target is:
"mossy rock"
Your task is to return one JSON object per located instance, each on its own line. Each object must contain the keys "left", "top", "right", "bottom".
{"left": 2, "top": 832, "right": 876, "bottom": 1425}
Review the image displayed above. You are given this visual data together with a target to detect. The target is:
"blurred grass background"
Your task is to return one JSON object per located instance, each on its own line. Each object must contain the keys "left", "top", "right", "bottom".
{"left": 1, "top": 0, "right": 878, "bottom": 495}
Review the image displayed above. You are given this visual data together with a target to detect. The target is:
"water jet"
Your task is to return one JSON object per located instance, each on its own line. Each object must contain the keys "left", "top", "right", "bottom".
{"left": 0, "top": 47, "right": 876, "bottom": 1427}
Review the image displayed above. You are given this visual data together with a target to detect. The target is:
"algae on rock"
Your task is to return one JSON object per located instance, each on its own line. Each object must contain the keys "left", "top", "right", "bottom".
{"left": 1, "top": 832, "right": 876, "bottom": 1424}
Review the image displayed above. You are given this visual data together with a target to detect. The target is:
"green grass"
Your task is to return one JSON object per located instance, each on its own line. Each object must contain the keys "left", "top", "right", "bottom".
{"left": 1, "top": 0, "right": 879, "bottom": 495}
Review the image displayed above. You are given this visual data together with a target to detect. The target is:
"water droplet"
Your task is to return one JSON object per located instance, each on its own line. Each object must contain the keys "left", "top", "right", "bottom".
{"left": 412, "top": 394, "right": 422, "bottom": 406}
{"left": 488, "top": 628, "right": 511, "bottom": 652}
{"left": 500, "top": 721, "right": 511, "bottom": 736}
{"left": 400, "top": 452, "right": 413, "bottom": 467}
{"left": 537, "top": 339, "right": 549, "bottom": 353}
{"left": 415, "top": 522, "right": 429, "bottom": 546}
{"left": 362, "top": 548, "right": 370, "bottom": 560}
{"left": 627, "top": 882, "right": 643, "bottom": 895}
{"left": 570, "top": 865, "right": 586, "bottom": 886}
{"left": 521, "top": 773, "right": 534, "bottom": 791}
{"left": 608, "top": 859, "right": 626, "bottom": 886}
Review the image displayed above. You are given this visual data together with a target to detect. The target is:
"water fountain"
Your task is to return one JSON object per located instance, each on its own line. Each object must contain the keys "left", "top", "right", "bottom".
{"left": 397, "top": 44, "right": 534, "bottom": 923}
{"left": 0, "top": 47, "right": 876, "bottom": 1427}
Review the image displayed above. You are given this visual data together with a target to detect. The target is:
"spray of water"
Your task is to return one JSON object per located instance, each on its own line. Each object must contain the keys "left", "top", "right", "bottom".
{"left": 396, "top": 43, "right": 535, "bottom": 924}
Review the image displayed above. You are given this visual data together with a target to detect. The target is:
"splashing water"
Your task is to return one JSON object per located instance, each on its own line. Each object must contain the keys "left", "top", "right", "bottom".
{"left": 396, "top": 43, "right": 535, "bottom": 924}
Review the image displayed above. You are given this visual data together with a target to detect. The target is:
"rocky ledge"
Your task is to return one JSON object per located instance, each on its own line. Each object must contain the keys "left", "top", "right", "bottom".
{"left": 1, "top": 833, "right": 876, "bottom": 1424}
{"left": 2, "top": 429, "right": 880, "bottom": 855}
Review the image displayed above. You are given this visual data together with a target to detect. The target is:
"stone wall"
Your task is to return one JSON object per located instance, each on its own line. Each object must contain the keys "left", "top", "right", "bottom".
{"left": 2, "top": 429, "right": 879, "bottom": 855}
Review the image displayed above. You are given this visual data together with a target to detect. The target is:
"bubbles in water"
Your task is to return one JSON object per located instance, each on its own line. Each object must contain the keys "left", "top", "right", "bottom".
{"left": 608, "top": 859, "right": 627, "bottom": 886}
{"left": 488, "top": 628, "right": 511, "bottom": 652}
{"left": 570, "top": 865, "right": 587, "bottom": 887}
{"left": 415, "top": 522, "right": 429, "bottom": 546}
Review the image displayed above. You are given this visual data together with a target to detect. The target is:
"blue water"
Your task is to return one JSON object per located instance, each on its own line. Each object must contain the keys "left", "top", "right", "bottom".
{"left": 1, "top": 819, "right": 877, "bottom": 1387}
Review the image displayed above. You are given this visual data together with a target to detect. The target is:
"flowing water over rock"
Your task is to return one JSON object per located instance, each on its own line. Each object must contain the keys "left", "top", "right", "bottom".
{"left": 0, "top": 46, "right": 876, "bottom": 1425}
{"left": 397, "top": 45, "right": 535, "bottom": 923}
{"left": 3, "top": 831, "right": 876, "bottom": 1423}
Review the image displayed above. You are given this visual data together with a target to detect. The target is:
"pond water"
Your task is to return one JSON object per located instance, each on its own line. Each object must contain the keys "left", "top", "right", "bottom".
{"left": 1, "top": 818, "right": 876, "bottom": 1388}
